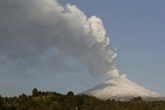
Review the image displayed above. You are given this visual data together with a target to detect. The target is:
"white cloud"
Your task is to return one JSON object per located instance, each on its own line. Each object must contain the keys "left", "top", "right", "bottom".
{"left": 0, "top": 0, "right": 118, "bottom": 78}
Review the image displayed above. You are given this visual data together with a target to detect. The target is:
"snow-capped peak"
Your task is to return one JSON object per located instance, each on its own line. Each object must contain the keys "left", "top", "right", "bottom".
{"left": 81, "top": 74, "right": 163, "bottom": 101}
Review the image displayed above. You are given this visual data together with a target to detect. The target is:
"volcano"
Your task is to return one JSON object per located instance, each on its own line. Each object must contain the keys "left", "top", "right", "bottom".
{"left": 81, "top": 74, "right": 164, "bottom": 101}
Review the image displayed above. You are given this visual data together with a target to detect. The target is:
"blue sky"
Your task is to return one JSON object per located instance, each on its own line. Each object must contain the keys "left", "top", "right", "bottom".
{"left": 0, "top": 0, "right": 165, "bottom": 96}
{"left": 59, "top": 0, "right": 165, "bottom": 95}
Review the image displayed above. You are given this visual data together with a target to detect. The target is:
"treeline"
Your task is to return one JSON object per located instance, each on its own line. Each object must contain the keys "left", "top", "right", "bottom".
{"left": 0, "top": 88, "right": 165, "bottom": 110}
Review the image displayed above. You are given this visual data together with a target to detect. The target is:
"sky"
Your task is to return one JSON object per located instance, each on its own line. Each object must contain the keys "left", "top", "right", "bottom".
{"left": 0, "top": 0, "right": 165, "bottom": 96}
{"left": 59, "top": 0, "right": 165, "bottom": 95}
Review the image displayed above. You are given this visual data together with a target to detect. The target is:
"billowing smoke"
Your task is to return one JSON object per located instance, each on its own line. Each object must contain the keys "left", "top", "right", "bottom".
{"left": 0, "top": 0, "right": 118, "bottom": 77}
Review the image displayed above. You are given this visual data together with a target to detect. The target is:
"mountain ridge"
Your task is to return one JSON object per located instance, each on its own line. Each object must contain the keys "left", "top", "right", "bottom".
{"left": 81, "top": 74, "right": 164, "bottom": 101}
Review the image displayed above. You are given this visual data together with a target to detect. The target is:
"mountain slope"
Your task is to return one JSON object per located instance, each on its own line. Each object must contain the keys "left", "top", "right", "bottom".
{"left": 81, "top": 74, "right": 163, "bottom": 101}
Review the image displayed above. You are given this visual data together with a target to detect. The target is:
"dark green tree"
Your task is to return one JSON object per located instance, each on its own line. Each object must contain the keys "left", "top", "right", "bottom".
{"left": 32, "top": 88, "right": 39, "bottom": 97}
{"left": 67, "top": 91, "right": 74, "bottom": 96}
{"left": 131, "top": 97, "right": 142, "bottom": 102}
{"left": 0, "top": 95, "right": 3, "bottom": 109}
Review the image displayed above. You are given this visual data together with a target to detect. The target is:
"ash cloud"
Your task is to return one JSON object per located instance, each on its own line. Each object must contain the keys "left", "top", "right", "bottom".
{"left": 0, "top": 0, "right": 118, "bottom": 77}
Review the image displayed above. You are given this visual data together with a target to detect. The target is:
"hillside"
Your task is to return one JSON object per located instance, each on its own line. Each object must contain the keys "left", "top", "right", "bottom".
{"left": 1, "top": 89, "right": 165, "bottom": 110}
{"left": 81, "top": 74, "right": 164, "bottom": 101}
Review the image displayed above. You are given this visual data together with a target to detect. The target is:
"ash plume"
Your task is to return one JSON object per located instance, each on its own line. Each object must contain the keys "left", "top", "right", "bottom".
{"left": 0, "top": 0, "right": 118, "bottom": 77}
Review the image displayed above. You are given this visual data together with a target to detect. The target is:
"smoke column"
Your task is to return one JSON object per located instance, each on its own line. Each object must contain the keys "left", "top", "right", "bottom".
{"left": 0, "top": 0, "right": 119, "bottom": 77}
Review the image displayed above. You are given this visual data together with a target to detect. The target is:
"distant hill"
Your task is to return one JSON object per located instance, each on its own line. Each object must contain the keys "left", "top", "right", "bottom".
{"left": 81, "top": 74, "right": 165, "bottom": 101}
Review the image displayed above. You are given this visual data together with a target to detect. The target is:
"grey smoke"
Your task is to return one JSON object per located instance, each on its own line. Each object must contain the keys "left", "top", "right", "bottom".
{"left": 0, "top": 0, "right": 118, "bottom": 77}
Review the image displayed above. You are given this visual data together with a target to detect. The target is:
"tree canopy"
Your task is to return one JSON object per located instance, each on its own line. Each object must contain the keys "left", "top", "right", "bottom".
{"left": 0, "top": 89, "right": 165, "bottom": 110}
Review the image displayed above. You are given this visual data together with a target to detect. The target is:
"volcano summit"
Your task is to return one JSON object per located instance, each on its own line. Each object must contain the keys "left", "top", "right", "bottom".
{"left": 81, "top": 74, "right": 164, "bottom": 101}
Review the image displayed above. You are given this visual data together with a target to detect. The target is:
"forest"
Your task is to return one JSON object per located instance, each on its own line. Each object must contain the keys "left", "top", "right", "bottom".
{"left": 0, "top": 88, "right": 165, "bottom": 110}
